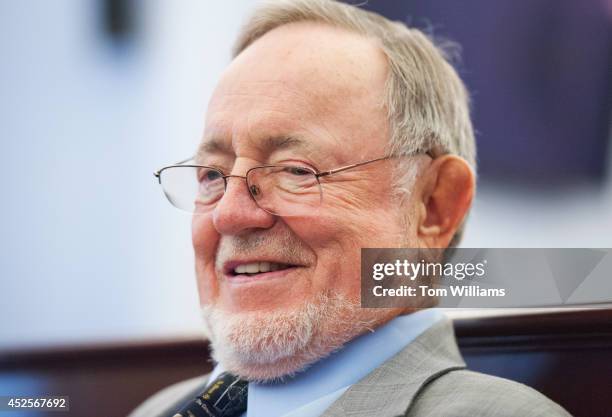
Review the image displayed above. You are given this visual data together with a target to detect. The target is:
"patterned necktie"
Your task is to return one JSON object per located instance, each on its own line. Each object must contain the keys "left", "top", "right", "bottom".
{"left": 173, "top": 372, "right": 248, "bottom": 417}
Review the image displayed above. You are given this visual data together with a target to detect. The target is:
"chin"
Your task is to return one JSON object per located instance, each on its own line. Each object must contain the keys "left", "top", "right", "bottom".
{"left": 200, "top": 291, "right": 382, "bottom": 382}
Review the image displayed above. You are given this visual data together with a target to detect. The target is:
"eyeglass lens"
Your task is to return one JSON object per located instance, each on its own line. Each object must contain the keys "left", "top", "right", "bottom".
{"left": 159, "top": 165, "right": 322, "bottom": 216}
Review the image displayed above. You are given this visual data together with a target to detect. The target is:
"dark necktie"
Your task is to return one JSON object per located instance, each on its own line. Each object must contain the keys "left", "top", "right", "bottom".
{"left": 173, "top": 372, "right": 248, "bottom": 417}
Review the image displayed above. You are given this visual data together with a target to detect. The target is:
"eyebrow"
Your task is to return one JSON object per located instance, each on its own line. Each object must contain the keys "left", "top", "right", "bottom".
{"left": 196, "top": 135, "right": 319, "bottom": 161}
{"left": 196, "top": 138, "right": 232, "bottom": 157}
{"left": 261, "top": 135, "right": 316, "bottom": 155}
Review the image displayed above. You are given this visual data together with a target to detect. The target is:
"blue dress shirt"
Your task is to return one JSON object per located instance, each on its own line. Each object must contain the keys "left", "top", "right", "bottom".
{"left": 207, "top": 308, "right": 445, "bottom": 417}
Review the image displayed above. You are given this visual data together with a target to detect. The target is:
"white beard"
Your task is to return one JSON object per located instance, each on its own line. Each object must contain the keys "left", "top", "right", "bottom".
{"left": 201, "top": 291, "right": 380, "bottom": 382}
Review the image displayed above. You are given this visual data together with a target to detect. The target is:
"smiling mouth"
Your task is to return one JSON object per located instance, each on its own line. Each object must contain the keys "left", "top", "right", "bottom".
{"left": 227, "top": 261, "right": 297, "bottom": 278}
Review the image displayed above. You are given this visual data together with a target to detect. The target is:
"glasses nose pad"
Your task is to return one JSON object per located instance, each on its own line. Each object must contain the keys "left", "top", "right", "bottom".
{"left": 249, "top": 183, "right": 262, "bottom": 198}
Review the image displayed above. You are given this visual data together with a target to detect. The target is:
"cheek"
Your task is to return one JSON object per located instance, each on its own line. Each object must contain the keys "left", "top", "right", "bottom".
{"left": 320, "top": 174, "right": 399, "bottom": 214}
{"left": 192, "top": 213, "right": 216, "bottom": 251}
{"left": 285, "top": 206, "right": 402, "bottom": 299}
{"left": 192, "top": 213, "right": 220, "bottom": 304}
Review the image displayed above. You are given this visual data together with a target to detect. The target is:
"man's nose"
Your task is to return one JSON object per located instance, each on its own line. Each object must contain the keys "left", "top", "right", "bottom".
{"left": 212, "top": 175, "right": 276, "bottom": 235}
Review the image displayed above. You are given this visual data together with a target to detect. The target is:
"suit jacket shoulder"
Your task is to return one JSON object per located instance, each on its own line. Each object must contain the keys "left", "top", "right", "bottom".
{"left": 322, "top": 317, "right": 572, "bottom": 417}
{"left": 127, "top": 374, "right": 210, "bottom": 417}
{"left": 406, "top": 369, "right": 572, "bottom": 417}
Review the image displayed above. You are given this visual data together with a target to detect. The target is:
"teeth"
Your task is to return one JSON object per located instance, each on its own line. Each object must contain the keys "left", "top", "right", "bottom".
{"left": 233, "top": 262, "right": 288, "bottom": 274}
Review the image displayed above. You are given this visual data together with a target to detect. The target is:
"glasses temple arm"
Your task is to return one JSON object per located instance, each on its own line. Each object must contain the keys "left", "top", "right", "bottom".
{"left": 316, "top": 151, "right": 435, "bottom": 178}
{"left": 316, "top": 156, "right": 390, "bottom": 178}
{"left": 154, "top": 156, "right": 196, "bottom": 178}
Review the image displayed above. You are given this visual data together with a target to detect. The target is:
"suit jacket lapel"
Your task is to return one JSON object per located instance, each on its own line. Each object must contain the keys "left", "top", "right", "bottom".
{"left": 321, "top": 317, "right": 465, "bottom": 417}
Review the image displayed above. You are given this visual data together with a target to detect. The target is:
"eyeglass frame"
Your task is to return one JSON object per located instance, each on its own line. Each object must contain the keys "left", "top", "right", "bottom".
{"left": 153, "top": 150, "right": 435, "bottom": 213}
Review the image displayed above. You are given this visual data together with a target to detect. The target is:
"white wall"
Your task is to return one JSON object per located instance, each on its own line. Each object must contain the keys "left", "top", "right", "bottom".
{"left": 0, "top": 0, "right": 257, "bottom": 349}
{"left": 0, "top": 1, "right": 610, "bottom": 350}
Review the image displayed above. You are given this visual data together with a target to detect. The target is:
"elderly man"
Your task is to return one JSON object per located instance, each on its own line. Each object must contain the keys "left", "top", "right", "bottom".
{"left": 132, "top": 0, "right": 571, "bottom": 416}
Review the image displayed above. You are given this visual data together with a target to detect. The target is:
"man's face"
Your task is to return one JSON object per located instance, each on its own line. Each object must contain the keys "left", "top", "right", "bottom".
{"left": 193, "top": 23, "right": 422, "bottom": 348}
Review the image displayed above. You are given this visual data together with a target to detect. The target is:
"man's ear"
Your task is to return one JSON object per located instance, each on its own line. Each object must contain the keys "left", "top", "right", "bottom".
{"left": 417, "top": 155, "right": 475, "bottom": 248}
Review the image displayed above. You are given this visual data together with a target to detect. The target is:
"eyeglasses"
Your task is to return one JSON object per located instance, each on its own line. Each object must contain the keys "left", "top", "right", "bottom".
{"left": 154, "top": 152, "right": 433, "bottom": 217}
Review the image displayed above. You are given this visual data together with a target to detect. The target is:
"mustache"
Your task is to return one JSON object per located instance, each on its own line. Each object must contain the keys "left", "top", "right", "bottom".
{"left": 215, "top": 229, "right": 312, "bottom": 270}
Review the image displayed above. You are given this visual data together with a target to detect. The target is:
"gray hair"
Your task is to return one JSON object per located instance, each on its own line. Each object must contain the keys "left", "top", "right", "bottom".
{"left": 232, "top": 0, "right": 476, "bottom": 248}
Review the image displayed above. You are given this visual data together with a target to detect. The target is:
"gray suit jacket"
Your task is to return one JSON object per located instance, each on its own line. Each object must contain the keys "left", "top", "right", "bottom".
{"left": 128, "top": 317, "right": 572, "bottom": 417}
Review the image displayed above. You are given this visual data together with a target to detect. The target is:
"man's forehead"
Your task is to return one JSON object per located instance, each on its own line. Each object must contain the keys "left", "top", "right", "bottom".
{"left": 211, "top": 22, "right": 387, "bottom": 109}
{"left": 202, "top": 22, "right": 390, "bottom": 161}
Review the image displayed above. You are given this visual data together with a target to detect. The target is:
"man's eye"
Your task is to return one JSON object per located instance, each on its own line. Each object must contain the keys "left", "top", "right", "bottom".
{"left": 199, "top": 168, "right": 223, "bottom": 182}
{"left": 285, "top": 166, "right": 312, "bottom": 176}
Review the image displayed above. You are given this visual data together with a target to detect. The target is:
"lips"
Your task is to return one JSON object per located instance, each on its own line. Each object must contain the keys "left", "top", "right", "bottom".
{"left": 233, "top": 261, "right": 293, "bottom": 274}
{"left": 223, "top": 260, "right": 301, "bottom": 278}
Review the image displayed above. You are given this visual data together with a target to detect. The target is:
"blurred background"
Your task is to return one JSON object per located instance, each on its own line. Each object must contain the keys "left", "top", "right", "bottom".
{"left": 1, "top": 0, "right": 611, "bottom": 352}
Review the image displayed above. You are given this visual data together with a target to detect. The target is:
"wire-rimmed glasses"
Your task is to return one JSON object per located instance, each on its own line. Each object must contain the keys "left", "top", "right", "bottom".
{"left": 154, "top": 153, "right": 432, "bottom": 217}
